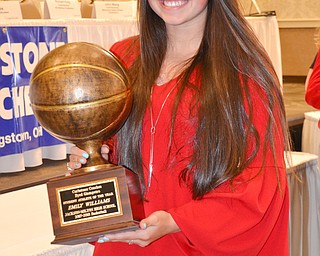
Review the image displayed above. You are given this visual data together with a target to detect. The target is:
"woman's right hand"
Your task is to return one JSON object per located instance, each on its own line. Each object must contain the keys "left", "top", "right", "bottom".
{"left": 68, "top": 146, "right": 89, "bottom": 171}
{"left": 67, "top": 144, "right": 110, "bottom": 172}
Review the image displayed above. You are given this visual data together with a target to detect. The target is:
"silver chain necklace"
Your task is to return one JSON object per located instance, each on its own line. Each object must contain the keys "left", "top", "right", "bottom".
{"left": 148, "top": 78, "right": 181, "bottom": 187}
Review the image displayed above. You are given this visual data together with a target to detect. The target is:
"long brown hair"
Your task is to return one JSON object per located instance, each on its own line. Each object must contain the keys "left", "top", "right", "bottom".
{"left": 116, "top": 0, "right": 290, "bottom": 198}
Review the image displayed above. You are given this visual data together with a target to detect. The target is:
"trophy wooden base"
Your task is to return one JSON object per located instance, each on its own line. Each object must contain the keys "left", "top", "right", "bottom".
{"left": 47, "top": 165, "right": 144, "bottom": 245}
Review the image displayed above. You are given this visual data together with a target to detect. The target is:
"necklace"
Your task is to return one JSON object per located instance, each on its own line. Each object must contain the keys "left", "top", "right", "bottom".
{"left": 148, "top": 78, "right": 181, "bottom": 187}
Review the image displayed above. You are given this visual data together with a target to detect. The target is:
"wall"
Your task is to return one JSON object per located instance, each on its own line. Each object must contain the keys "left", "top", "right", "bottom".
{"left": 280, "top": 27, "right": 318, "bottom": 77}
{"left": 239, "top": 0, "right": 320, "bottom": 77}
{"left": 239, "top": 0, "right": 320, "bottom": 20}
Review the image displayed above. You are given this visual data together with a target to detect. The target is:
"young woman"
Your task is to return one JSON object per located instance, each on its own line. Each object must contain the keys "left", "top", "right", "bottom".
{"left": 68, "top": 0, "right": 290, "bottom": 255}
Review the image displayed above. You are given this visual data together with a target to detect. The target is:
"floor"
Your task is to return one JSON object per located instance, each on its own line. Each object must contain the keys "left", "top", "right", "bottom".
{"left": 0, "top": 81, "right": 317, "bottom": 194}
{"left": 283, "top": 82, "right": 316, "bottom": 127}
{"left": 283, "top": 82, "right": 317, "bottom": 151}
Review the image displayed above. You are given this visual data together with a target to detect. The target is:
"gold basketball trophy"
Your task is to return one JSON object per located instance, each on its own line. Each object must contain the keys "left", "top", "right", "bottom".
{"left": 29, "top": 42, "right": 144, "bottom": 245}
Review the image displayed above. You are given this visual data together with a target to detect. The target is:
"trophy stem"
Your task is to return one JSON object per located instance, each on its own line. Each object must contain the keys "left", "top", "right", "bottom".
{"left": 76, "top": 139, "right": 113, "bottom": 172}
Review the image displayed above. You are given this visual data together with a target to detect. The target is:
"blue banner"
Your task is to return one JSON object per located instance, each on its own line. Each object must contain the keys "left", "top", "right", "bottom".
{"left": 0, "top": 26, "right": 68, "bottom": 157}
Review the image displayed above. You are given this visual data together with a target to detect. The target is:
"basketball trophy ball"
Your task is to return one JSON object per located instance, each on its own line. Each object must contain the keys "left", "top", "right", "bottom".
{"left": 29, "top": 42, "right": 144, "bottom": 245}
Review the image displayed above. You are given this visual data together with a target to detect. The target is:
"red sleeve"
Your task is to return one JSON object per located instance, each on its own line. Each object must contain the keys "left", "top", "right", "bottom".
{"left": 109, "top": 36, "right": 139, "bottom": 69}
{"left": 168, "top": 166, "right": 288, "bottom": 255}
{"left": 306, "top": 49, "right": 320, "bottom": 108}
{"left": 107, "top": 36, "right": 139, "bottom": 164}
{"left": 168, "top": 82, "right": 289, "bottom": 255}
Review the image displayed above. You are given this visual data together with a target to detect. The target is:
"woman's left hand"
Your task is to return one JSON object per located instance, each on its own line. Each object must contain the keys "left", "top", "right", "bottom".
{"left": 98, "top": 210, "right": 180, "bottom": 247}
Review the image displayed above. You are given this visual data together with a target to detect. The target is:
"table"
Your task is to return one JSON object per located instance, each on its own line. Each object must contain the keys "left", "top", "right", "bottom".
{"left": 0, "top": 16, "right": 282, "bottom": 173}
{"left": 286, "top": 151, "right": 320, "bottom": 256}
{"left": 0, "top": 184, "right": 94, "bottom": 256}
{"left": 302, "top": 111, "right": 320, "bottom": 164}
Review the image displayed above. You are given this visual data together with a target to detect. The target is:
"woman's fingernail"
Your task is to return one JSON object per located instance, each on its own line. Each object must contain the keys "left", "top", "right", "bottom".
{"left": 75, "top": 162, "right": 81, "bottom": 168}
{"left": 82, "top": 152, "right": 89, "bottom": 158}
{"left": 142, "top": 223, "right": 147, "bottom": 229}
{"left": 97, "top": 238, "right": 105, "bottom": 243}
{"left": 80, "top": 158, "right": 86, "bottom": 164}
{"left": 103, "top": 237, "right": 110, "bottom": 242}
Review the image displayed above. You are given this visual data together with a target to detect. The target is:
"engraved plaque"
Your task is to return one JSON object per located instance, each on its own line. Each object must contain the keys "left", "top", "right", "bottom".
{"left": 57, "top": 178, "right": 122, "bottom": 225}
{"left": 47, "top": 166, "right": 144, "bottom": 245}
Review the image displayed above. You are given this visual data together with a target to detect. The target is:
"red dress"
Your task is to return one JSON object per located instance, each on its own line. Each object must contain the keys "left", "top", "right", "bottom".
{"left": 92, "top": 38, "right": 289, "bottom": 256}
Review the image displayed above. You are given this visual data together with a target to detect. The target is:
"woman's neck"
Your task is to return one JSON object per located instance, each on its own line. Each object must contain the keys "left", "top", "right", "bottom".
{"left": 155, "top": 27, "right": 203, "bottom": 86}
{"left": 166, "top": 21, "right": 204, "bottom": 55}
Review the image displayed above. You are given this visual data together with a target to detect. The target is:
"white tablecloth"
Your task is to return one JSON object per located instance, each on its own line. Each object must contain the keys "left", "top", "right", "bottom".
{"left": 286, "top": 151, "right": 320, "bottom": 256}
{"left": 0, "top": 185, "right": 94, "bottom": 256}
{"left": 302, "top": 111, "right": 320, "bottom": 165}
{"left": 0, "top": 16, "right": 282, "bottom": 173}
{"left": 246, "top": 15, "right": 282, "bottom": 86}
